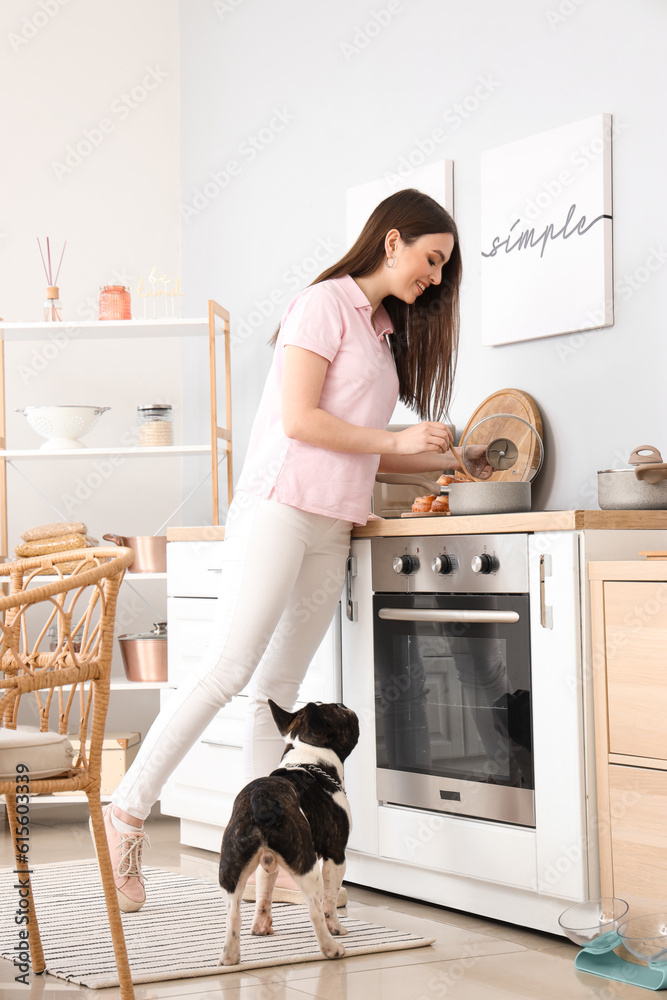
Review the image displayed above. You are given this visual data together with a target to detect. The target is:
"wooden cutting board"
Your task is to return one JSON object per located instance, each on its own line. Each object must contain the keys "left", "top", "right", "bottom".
{"left": 458, "top": 389, "right": 543, "bottom": 483}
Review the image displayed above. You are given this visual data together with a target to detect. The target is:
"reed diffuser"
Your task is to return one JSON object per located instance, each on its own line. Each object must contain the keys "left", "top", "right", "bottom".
{"left": 37, "top": 237, "right": 66, "bottom": 321}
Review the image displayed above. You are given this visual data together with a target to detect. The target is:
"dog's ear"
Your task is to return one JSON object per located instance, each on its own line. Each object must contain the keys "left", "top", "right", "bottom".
{"left": 268, "top": 699, "right": 298, "bottom": 736}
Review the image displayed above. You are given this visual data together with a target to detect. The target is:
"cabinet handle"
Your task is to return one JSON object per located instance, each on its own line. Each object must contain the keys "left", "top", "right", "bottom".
{"left": 207, "top": 568, "right": 223, "bottom": 574}
{"left": 345, "top": 555, "right": 357, "bottom": 622}
{"left": 540, "top": 554, "right": 553, "bottom": 629}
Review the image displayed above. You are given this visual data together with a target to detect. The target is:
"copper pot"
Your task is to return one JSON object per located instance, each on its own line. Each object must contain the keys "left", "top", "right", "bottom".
{"left": 119, "top": 622, "right": 168, "bottom": 682}
{"left": 103, "top": 533, "right": 167, "bottom": 572}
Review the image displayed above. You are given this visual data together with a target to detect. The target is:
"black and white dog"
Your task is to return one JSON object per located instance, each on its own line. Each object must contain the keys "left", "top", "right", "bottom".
{"left": 219, "top": 699, "right": 359, "bottom": 965}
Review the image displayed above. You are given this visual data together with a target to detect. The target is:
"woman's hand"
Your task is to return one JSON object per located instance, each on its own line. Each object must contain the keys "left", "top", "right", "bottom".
{"left": 451, "top": 445, "right": 494, "bottom": 480}
{"left": 391, "top": 422, "right": 453, "bottom": 456}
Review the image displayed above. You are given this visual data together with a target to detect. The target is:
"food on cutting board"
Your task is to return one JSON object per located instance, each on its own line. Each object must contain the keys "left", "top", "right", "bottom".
{"left": 412, "top": 474, "right": 470, "bottom": 513}
{"left": 411, "top": 494, "right": 437, "bottom": 512}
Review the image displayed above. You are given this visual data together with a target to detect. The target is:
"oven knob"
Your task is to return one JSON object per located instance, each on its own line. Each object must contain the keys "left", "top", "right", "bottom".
{"left": 393, "top": 554, "right": 419, "bottom": 575}
{"left": 471, "top": 553, "right": 496, "bottom": 575}
{"left": 431, "top": 554, "right": 453, "bottom": 575}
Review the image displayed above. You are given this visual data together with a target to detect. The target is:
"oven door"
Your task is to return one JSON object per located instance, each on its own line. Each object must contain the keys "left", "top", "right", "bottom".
{"left": 373, "top": 592, "right": 534, "bottom": 827}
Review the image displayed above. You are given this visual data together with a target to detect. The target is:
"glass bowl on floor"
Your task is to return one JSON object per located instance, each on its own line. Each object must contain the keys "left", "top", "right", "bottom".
{"left": 618, "top": 913, "right": 667, "bottom": 966}
{"left": 558, "top": 898, "right": 629, "bottom": 953}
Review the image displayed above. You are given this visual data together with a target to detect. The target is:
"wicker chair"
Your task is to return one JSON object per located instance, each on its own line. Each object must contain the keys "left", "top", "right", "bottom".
{"left": 0, "top": 546, "right": 135, "bottom": 999}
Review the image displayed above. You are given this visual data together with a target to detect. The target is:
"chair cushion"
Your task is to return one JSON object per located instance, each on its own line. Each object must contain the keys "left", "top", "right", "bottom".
{"left": 0, "top": 728, "right": 76, "bottom": 780}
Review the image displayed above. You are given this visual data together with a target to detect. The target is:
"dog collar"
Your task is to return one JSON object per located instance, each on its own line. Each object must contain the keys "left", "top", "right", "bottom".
{"left": 281, "top": 762, "right": 343, "bottom": 793}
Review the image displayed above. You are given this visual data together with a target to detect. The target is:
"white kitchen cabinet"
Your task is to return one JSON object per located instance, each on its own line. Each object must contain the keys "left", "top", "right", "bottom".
{"left": 160, "top": 538, "right": 342, "bottom": 851}
{"left": 341, "top": 520, "right": 667, "bottom": 934}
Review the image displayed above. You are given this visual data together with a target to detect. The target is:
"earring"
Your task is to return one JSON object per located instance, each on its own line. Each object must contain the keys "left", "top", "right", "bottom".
{"left": 385, "top": 254, "right": 396, "bottom": 269}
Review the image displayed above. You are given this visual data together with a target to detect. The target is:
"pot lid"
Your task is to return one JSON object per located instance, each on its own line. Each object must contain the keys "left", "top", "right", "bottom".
{"left": 459, "top": 412, "right": 544, "bottom": 483}
{"left": 119, "top": 622, "right": 167, "bottom": 642}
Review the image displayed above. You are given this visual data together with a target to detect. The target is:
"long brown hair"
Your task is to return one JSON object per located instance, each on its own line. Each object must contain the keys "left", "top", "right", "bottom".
{"left": 271, "top": 188, "right": 462, "bottom": 421}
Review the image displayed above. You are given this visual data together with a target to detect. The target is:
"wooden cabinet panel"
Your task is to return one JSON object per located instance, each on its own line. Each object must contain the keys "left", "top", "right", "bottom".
{"left": 608, "top": 764, "right": 667, "bottom": 909}
{"left": 604, "top": 581, "right": 667, "bottom": 759}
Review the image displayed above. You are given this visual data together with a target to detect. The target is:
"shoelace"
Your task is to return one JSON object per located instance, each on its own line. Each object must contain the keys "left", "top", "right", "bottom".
{"left": 117, "top": 831, "right": 150, "bottom": 881}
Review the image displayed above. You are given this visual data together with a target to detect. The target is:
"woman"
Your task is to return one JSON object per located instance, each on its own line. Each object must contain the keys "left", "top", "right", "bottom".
{"left": 102, "top": 188, "right": 465, "bottom": 912}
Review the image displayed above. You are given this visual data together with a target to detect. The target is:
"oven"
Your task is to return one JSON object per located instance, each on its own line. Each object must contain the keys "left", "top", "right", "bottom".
{"left": 371, "top": 533, "right": 534, "bottom": 827}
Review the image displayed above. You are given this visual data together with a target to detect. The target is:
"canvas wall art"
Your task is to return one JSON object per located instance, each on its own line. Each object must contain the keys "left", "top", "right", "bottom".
{"left": 481, "top": 113, "right": 613, "bottom": 346}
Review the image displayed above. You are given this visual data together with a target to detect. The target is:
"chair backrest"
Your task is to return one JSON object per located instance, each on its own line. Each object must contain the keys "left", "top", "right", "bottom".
{"left": 0, "top": 547, "right": 133, "bottom": 783}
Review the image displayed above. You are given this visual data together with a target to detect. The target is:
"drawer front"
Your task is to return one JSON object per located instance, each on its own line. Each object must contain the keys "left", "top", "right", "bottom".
{"left": 604, "top": 581, "right": 667, "bottom": 758}
{"left": 608, "top": 764, "right": 667, "bottom": 908}
{"left": 167, "top": 540, "right": 225, "bottom": 597}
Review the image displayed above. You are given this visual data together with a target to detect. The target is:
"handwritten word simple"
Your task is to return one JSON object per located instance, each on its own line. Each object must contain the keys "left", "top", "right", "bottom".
{"left": 481, "top": 203, "right": 612, "bottom": 260}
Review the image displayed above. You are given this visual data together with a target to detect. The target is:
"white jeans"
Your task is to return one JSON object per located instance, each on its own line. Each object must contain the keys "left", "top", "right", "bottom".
{"left": 112, "top": 495, "right": 353, "bottom": 821}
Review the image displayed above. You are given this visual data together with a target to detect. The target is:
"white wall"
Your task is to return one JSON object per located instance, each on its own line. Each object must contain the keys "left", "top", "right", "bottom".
{"left": 179, "top": 0, "right": 667, "bottom": 511}
{"left": 0, "top": 1, "right": 184, "bottom": 694}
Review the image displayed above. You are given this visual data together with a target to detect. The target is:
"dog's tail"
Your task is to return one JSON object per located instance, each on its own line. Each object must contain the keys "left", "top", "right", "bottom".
{"left": 250, "top": 788, "right": 284, "bottom": 828}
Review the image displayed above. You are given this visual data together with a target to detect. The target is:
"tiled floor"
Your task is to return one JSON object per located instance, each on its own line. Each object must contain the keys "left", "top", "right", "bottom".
{"left": 0, "top": 804, "right": 647, "bottom": 999}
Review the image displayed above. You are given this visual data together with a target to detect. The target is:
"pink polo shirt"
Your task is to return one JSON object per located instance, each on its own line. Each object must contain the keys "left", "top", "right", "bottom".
{"left": 235, "top": 275, "right": 400, "bottom": 526}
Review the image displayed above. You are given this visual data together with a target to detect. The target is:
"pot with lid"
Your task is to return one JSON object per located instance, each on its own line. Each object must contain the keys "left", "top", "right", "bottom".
{"left": 598, "top": 446, "right": 667, "bottom": 510}
{"left": 450, "top": 411, "right": 543, "bottom": 514}
{"left": 119, "top": 622, "right": 168, "bottom": 682}
{"left": 375, "top": 389, "right": 544, "bottom": 516}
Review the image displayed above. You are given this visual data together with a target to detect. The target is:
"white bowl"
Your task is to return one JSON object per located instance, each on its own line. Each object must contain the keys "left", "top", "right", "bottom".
{"left": 16, "top": 405, "right": 110, "bottom": 450}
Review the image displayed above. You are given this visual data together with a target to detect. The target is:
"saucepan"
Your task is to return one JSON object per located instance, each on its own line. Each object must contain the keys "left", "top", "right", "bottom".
{"left": 598, "top": 446, "right": 667, "bottom": 510}
{"left": 375, "top": 473, "right": 532, "bottom": 515}
{"left": 102, "top": 533, "right": 167, "bottom": 572}
{"left": 119, "top": 622, "right": 168, "bottom": 682}
{"left": 375, "top": 413, "right": 543, "bottom": 516}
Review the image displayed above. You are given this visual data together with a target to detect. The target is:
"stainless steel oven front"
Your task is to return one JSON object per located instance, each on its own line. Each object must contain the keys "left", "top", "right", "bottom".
{"left": 372, "top": 533, "right": 534, "bottom": 827}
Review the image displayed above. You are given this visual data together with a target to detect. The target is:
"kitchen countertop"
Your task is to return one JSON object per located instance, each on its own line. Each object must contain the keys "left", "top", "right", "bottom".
{"left": 168, "top": 510, "right": 667, "bottom": 543}
{"left": 352, "top": 509, "right": 667, "bottom": 537}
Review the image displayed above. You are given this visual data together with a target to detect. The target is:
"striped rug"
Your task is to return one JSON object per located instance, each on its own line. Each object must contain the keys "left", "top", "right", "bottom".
{"left": 0, "top": 861, "right": 434, "bottom": 987}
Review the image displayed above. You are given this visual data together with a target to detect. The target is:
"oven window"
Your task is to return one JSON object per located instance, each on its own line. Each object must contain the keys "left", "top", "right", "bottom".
{"left": 374, "top": 595, "right": 533, "bottom": 790}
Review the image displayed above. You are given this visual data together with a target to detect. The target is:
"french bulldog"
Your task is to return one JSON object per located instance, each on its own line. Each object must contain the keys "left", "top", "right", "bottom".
{"left": 219, "top": 699, "right": 359, "bottom": 965}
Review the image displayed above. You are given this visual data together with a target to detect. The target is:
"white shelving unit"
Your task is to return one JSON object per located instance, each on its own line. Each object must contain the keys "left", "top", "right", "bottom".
{"left": 0, "top": 302, "right": 233, "bottom": 807}
{"left": 0, "top": 301, "right": 233, "bottom": 556}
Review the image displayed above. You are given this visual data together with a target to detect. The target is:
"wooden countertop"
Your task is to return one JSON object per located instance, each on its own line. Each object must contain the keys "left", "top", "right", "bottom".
{"left": 352, "top": 510, "right": 667, "bottom": 537}
{"left": 168, "top": 510, "right": 667, "bottom": 543}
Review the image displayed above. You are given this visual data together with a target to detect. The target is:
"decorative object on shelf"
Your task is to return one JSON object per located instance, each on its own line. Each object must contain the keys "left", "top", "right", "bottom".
{"left": 135, "top": 266, "right": 184, "bottom": 319}
{"left": 15, "top": 520, "right": 97, "bottom": 574}
{"left": 15, "top": 404, "right": 110, "bottom": 450}
{"left": 559, "top": 898, "right": 667, "bottom": 990}
{"left": 119, "top": 621, "right": 168, "bottom": 682}
{"left": 37, "top": 236, "right": 66, "bottom": 322}
{"left": 102, "top": 532, "right": 167, "bottom": 573}
{"left": 137, "top": 403, "right": 173, "bottom": 446}
{"left": 99, "top": 284, "right": 131, "bottom": 320}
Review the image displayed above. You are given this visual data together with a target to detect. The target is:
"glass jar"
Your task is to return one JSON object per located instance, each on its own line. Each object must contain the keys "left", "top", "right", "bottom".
{"left": 137, "top": 404, "right": 173, "bottom": 446}
{"left": 99, "top": 285, "right": 131, "bottom": 320}
{"left": 44, "top": 285, "right": 62, "bottom": 322}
